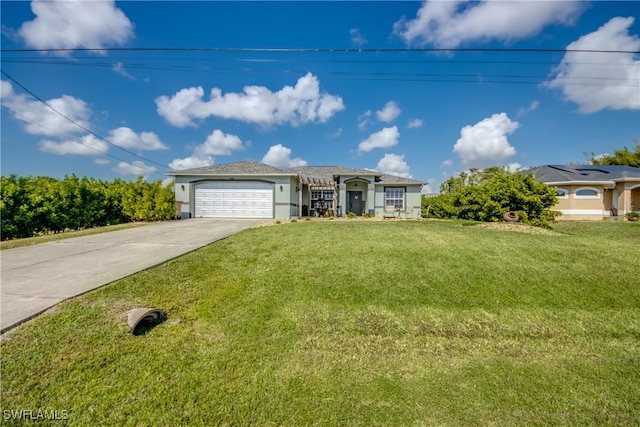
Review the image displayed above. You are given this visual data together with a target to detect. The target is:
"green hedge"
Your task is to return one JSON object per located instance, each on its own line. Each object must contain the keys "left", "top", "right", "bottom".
{"left": 1, "top": 175, "right": 175, "bottom": 240}
{"left": 422, "top": 171, "right": 560, "bottom": 227}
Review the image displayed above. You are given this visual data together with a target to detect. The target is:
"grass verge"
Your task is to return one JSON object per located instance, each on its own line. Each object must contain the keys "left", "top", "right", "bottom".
{"left": 0, "top": 222, "right": 150, "bottom": 250}
{"left": 1, "top": 220, "right": 639, "bottom": 425}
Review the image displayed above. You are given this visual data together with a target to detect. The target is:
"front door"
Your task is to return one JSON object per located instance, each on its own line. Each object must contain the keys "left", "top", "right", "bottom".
{"left": 347, "top": 191, "right": 363, "bottom": 216}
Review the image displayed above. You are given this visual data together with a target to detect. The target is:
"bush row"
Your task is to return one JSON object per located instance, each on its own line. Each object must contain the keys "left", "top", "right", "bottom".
{"left": 1, "top": 175, "right": 175, "bottom": 240}
{"left": 423, "top": 171, "right": 560, "bottom": 227}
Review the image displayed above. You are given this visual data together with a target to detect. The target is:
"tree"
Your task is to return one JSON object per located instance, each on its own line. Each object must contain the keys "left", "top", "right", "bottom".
{"left": 424, "top": 168, "right": 560, "bottom": 227}
{"left": 589, "top": 142, "right": 640, "bottom": 168}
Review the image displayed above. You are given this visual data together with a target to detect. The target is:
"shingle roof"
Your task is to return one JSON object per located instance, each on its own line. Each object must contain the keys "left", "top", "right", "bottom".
{"left": 379, "top": 174, "right": 424, "bottom": 184}
{"left": 168, "top": 161, "right": 425, "bottom": 185}
{"left": 285, "top": 166, "right": 424, "bottom": 185}
{"left": 534, "top": 165, "right": 640, "bottom": 183}
{"left": 285, "top": 166, "right": 378, "bottom": 183}
{"left": 167, "top": 160, "right": 293, "bottom": 176}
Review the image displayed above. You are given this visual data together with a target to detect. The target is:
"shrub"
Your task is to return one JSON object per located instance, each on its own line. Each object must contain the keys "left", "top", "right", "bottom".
{"left": 625, "top": 212, "right": 640, "bottom": 221}
{"left": 422, "top": 169, "right": 559, "bottom": 227}
{"left": 1, "top": 174, "right": 175, "bottom": 240}
{"left": 347, "top": 212, "right": 356, "bottom": 219}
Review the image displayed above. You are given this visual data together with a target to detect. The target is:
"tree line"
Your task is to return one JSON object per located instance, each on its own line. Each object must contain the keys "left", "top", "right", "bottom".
{"left": 1, "top": 175, "right": 175, "bottom": 240}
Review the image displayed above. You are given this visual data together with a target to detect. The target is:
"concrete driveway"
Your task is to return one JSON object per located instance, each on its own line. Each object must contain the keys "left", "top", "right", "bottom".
{"left": 0, "top": 219, "right": 264, "bottom": 332}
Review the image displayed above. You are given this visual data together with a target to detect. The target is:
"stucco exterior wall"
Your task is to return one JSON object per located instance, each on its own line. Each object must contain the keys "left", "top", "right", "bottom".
{"left": 553, "top": 184, "right": 608, "bottom": 220}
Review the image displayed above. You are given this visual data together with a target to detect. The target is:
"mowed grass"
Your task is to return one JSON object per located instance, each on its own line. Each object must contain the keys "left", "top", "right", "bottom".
{"left": 1, "top": 221, "right": 639, "bottom": 426}
{"left": 0, "top": 222, "right": 149, "bottom": 250}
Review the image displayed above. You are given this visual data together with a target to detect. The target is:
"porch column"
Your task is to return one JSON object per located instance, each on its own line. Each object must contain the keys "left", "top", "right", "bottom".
{"left": 367, "top": 183, "right": 375, "bottom": 214}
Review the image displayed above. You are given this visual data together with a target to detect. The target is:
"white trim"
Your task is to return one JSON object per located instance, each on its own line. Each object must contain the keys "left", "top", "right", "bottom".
{"left": 573, "top": 187, "right": 601, "bottom": 199}
{"left": 555, "top": 188, "right": 569, "bottom": 199}
{"left": 545, "top": 180, "right": 613, "bottom": 187}
{"left": 627, "top": 183, "right": 640, "bottom": 191}
{"left": 558, "top": 209, "right": 608, "bottom": 216}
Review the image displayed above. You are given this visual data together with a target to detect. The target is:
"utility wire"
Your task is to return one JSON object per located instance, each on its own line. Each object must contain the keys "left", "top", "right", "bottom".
{"left": 2, "top": 59, "right": 636, "bottom": 87}
{"left": 1, "top": 105, "right": 168, "bottom": 179}
{"left": 3, "top": 47, "right": 640, "bottom": 54}
{"left": 1, "top": 70, "right": 170, "bottom": 172}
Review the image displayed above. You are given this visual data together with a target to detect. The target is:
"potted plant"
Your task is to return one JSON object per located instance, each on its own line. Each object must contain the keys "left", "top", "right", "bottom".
{"left": 625, "top": 212, "right": 639, "bottom": 222}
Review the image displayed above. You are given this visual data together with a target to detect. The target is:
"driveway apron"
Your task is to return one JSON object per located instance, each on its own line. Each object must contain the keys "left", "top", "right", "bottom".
{"left": 0, "top": 219, "right": 263, "bottom": 332}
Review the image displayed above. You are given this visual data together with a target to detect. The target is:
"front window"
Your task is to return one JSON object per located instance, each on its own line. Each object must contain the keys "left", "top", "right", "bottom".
{"left": 311, "top": 190, "right": 334, "bottom": 201}
{"left": 556, "top": 188, "right": 569, "bottom": 199}
{"left": 385, "top": 187, "right": 405, "bottom": 210}
{"left": 574, "top": 187, "right": 600, "bottom": 198}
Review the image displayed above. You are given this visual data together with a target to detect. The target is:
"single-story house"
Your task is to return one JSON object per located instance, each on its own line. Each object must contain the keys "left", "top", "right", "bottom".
{"left": 534, "top": 164, "right": 640, "bottom": 220}
{"left": 167, "top": 160, "right": 425, "bottom": 220}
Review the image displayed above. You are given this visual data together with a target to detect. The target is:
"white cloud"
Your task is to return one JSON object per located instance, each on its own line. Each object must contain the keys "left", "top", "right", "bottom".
{"left": 376, "top": 101, "right": 401, "bottom": 123}
{"left": 516, "top": 100, "right": 539, "bottom": 117}
{"left": 107, "top": 127, "right": 167, "bottom": 151}
{"left": 114, "top": 161, "right": 156, "bottom": 178}
{"left": 376, "top": 153, "right": 412, "bottom": 178}
{"left": 194, "top": 129, "right": 245, "bottom": 157}
{"left": 407, "top": 118, "right": 423, "bottom": 129}
{"left": 358, "top": 110, "right": 372, "bottom": 130}
{"left": 167, "top": 129, "right": 245, "bottom": 170}
{"left": 358, "top": 126, "right": 400, "bottom": 152}
{"left": 421, "top": 179, "right": 435, "bottom": 194}
{"left": 168, "top": 156, "right": 213, "bottom": 171}
{"left": 441, "top": 159, "right": 453, "bottom": 167}
{"left": 162, "top": 177, "right": 174, "bottom": 188}
{"left": 155, "top": 72, "right": 345, "bottom": 128}
{"left": 506, "top": 162, "right": 522, "bottom": 173}
{"left": 40, "top": 134, "right": 108, "bottom": 156}
{"left": 546, "top": 17, "right": 640, "bottom": 113}
{"left": 94, "top": 158, "right": 110, "bottom": 165}
{"left": 113, "top": 62, "right": 135, "bottom": 80}
{"left": 2, "top": 80, "right": 91, "bottom": 136}
{"left": 262, "top": 144, "right": 307, "bottom": 168}
{"left": 330, "top": 127, "right": 343, "bottom": 139}
{"left": 453, "top": 113, "right": 518, "bottom": 167}
{"left": 18, "top": 0, "right": 134, "bottom": 52}
{"left": 350, "top": 28, "right": 367, "bottom": 46}
{"left": 394, "top": 0, "right": 583, "bottom": 48}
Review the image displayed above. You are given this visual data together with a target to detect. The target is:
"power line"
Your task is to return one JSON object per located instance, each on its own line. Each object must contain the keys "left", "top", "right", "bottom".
{"left": 1, "top": 105, "right": 167, "bottom": 179}
{"left": 1, "top": 70, "right": 170, "bottom": 172}
{"left": 3, "top": 46, "right": 640, "bottom": 54}
{"left": 2, "top": 58, "right": 636, "bottom": 87}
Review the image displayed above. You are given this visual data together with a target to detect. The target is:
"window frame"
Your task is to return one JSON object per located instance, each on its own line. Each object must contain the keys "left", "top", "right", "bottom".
{"left": 555, "top": 188, "right": 569, "bottom": 199}
{"left": 384, "top": 187, "right": 405, "bottom": 210}
{"left": 573, "top": 187, "right": 600, "bottom": 199}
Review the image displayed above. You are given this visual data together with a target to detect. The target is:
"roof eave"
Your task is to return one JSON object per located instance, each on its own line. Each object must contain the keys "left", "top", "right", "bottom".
{"left": 166, "top": 172, "right": 297, "bottom": 177}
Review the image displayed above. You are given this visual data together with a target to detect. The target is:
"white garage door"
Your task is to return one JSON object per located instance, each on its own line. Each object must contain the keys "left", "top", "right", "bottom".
{"left": 195, "top": 182, "right": 273, "bottom": 218}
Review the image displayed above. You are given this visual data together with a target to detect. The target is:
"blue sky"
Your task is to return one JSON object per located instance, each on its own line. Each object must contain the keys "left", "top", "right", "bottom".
{"left": 1, "top": 1, "right": 639, "bottom": 192}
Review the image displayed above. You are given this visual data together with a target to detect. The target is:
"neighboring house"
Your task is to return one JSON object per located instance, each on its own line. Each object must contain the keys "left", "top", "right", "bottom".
{"left": 167, "top": 161, "right": 425, "bottom": 220}
{"left": 534, "top": 165, "right": 640, "bottom": 220}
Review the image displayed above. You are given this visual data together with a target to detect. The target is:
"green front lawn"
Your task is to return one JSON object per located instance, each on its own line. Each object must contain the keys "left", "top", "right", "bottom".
{"left": 0, "top": 222, "right": 149, "bottom": 250}
{"left": 1, "top": 221, "right": 639, "bottom": 426}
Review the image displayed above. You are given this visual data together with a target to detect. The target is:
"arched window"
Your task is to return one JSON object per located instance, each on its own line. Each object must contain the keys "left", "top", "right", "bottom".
{"left": 574, "top": 187, "right": 600, "bottom": 198}
{"left": 556, "top": 188, "right": 569, "bottom": 199}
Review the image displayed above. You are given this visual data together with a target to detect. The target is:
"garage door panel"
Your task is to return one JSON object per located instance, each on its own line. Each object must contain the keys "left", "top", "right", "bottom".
{"left": 195, "top": 182, "right": 274, "bottom": 218}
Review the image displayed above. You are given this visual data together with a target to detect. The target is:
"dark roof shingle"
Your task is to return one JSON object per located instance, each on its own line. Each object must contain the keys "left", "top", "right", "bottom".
{"left": 535, "top": 165, "right": 640, "bottom": 183}
{"left": 167, "top": 161, "right": 291, "bottom": 176}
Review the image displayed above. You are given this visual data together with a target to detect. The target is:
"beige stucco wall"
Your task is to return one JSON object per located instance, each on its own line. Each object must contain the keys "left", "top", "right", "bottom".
{"left": 552, "top": 182, "right": 640, "bottom": 220}
{"left": 553, "top": 184, "right": 607, "bottom": 220}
